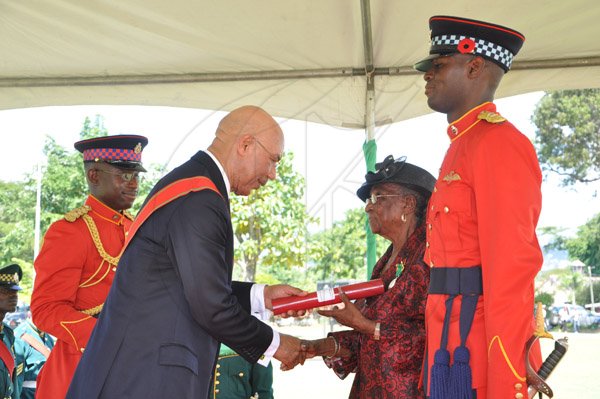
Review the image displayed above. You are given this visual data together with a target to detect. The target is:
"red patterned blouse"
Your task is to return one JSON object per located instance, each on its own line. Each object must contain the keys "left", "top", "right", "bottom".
{"left": 324, "top": 223, "right": 429, "bottom": 399}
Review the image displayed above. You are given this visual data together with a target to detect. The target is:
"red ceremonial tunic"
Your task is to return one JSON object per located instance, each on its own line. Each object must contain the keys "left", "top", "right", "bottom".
{"left": 325, "top": 224, "right": 429, "bottom": 399}
{"left": 31, "top": 195, "right": 132, "bottom": 399}
{"left": 423, "top": 102, "right": 543, "bottom": 399}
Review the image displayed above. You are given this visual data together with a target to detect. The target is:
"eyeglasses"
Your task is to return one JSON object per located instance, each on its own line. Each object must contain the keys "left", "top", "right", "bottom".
{"left": 254, "top": 138, "right": 282, "bottom": 164}
{"left": 366, "top": 193, "right": 405, "bottom": 205}
{"left": 96, "top": 169, "right": 141, "bottom": 182}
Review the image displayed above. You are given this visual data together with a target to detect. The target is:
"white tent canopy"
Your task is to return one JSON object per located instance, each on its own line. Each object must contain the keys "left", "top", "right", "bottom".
{"left": 1, "top": 0, "right": 600, "bottom": 128}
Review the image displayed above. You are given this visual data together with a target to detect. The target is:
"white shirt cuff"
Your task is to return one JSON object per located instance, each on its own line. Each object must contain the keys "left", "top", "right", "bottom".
{"left": 250, "top": 284, "right": 278, "bottom": 366}
{"left": 250, "top": 284, "right": 272, "bottom": 320}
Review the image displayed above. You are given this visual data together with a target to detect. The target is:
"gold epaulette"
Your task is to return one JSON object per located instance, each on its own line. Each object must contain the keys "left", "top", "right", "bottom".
{"left": 477, "top": 110, "right": 506, "bottom": 124}
{"left": 64, "top": 205, "right": 92, "bottom": 222}
{"left": 123, "top": 210, "right": 135, "bottom": 221}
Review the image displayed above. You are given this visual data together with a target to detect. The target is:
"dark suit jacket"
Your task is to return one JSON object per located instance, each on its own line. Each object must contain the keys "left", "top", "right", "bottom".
{"left": 67, "top": 151, "right": 273, "bottom": 399}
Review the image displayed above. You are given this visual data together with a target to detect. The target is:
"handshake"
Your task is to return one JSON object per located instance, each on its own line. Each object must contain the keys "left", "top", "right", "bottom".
{"left": 275, "top": 335, "right": 344, "bottom": 371}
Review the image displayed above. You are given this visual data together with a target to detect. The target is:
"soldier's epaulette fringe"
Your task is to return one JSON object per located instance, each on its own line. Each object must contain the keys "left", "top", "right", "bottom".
{"left": 477, "top": 110, "right": 506, "bottom": 124}
{"left": 64, "top": 205, "right": 92, "bottom": 222}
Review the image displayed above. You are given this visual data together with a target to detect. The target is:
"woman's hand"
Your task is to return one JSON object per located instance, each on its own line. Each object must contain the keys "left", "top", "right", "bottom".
{"left": 317, "top": 289, "right": 376, "bottom": 334}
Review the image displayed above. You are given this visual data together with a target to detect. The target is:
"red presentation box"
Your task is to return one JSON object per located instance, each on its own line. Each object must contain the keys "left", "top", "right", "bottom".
{"left": 272, "top": 279, "right": 385, "bottom": 315}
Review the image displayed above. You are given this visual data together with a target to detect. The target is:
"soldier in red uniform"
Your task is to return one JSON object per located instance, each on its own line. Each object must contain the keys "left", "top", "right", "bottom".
{"left": 31, "top": 135, "right": 147, "bottom": 399}
{"left": 413, "top": 16, "right": 543, "bottom": 399}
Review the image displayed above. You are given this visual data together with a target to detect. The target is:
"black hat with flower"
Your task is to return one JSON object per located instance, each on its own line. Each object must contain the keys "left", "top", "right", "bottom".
{"left": 356, "top": 155, "right": 436, "bottom": 202}
{"left": 414, "top": 15, "right": 525, "bottom": 73}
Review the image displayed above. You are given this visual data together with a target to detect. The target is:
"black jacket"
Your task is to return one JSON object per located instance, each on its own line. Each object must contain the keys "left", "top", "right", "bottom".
{"left": 67, "top": 151, "right": 273, "bottom": 399}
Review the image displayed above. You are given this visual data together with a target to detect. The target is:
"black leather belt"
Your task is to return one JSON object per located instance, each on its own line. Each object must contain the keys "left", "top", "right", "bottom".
{"left": 428, "top": 266, "right": 483, "bottom": 296}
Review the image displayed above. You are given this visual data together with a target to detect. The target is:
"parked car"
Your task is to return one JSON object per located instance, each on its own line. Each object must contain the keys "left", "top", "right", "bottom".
{"left": 548, "top": 304, "right": 597, "bottom": 329}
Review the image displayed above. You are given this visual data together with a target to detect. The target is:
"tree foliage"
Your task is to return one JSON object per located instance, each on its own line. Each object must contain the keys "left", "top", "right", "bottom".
{"left": 230, "top": 152, "right": 317, "bottom": 283}
{"left": 565, "top": 213, "right": 600, "bottom": 274}
{"left": 308, "top": 207, "right": 388, "bottom": 282}
{"left": 532, "top": 89, "right": 600, "bottom": 185}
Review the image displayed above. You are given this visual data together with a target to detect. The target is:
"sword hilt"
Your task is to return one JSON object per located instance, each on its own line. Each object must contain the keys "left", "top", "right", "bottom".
{"left": 528, "top": 337, "right": 569, "bottom": 398}
{"left": 538, "top": 338, "right": 568, "bottom": 380}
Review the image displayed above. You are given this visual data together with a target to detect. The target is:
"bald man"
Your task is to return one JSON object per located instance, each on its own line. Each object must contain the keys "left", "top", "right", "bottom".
{"left": 67, "top": 106, "right": 306, "bottom": 399}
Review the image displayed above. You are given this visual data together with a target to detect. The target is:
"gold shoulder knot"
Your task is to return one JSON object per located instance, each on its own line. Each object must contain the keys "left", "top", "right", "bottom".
{"left": 477, "top": 110, "right": 506, "bottom": 124}
{"left": 123, "top": 210, "right": 135, "bottom": 221}
{"left": 64, "top": 205, "right": 91, "bottom": 222}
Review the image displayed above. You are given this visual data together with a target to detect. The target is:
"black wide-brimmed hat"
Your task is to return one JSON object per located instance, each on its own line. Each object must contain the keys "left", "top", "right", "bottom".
{"left": 0, "top": 264, "right": 22, "bottom": 291}
{"left": 74, "top": 134, "right": 148, "bottom": 172}
{"left": 356, "top": 155, "right": 436, "bottom": 202}
{"left": 414, "top": 15, "right": 525, "bottom": 73}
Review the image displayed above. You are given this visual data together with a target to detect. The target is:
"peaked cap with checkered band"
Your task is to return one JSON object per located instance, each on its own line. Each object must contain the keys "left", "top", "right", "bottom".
{"left": 74, "top": 134, "right": 148, "bottom": 172}
{"left": 414, "top": 15, "right": 525, "bottom": 73}
{"left": 0, "top": 264, "right": 22, "bottom": 291}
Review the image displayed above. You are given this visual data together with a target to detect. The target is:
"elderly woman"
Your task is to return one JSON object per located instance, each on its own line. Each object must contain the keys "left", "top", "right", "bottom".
{"left": 304, "top": 155, "right": 434, "bottom": 399}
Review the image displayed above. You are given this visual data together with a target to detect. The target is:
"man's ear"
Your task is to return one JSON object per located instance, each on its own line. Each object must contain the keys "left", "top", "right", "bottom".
{"left": 238, "top": 134, "right": 254, "bottom": 155}
{"left": 86, "top": 167, "right": 99, "bottom": 186}
{"left": 467, "top": 56, "right": 486, "bottom": 78}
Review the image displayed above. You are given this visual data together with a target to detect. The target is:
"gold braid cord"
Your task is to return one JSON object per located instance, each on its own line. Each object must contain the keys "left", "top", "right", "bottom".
{"left": 80, "top": 303, "right": 103, "bottom": 316}
{"left": 81, "top": 214, "right": 120, "bottom": 266}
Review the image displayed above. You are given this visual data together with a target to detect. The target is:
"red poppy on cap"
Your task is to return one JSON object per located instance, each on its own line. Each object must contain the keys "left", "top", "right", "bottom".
{"left": 457, "top": 38, "right": 476, "bottom": 54}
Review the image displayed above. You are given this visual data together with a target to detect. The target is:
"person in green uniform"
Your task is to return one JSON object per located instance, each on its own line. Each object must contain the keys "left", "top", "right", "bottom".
{"left": 0, "top": 264, "right": 23, "bottom": 399}
{"left": 212, "top": 344, "right": 274, "bottom": 399}
{"left": 13, "top": 318, "right": 54, "bottom": 399}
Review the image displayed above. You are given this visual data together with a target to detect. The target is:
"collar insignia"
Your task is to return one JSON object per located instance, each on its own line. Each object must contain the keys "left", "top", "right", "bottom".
{"left": 443, "top": 171, "right": 461, "bottom": 183}
{"left": 477, "top": 110, "right": 506, "bottom": 124}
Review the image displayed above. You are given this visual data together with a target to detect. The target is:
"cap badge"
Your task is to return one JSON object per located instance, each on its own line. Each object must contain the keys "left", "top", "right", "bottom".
{"left": 443, "top": 171, "right": 461, "bottom": 183}
{"left": 134, "top": 143, "right": 142, "bottom": 154}
{"left": 13, "top": 273, "right": 19, "bottom": 283}
{"left": 457, "top": 38, "right": 476, "bottom": 54}
{"left": 477, "top": 110, "right": 506, "bottom": 124}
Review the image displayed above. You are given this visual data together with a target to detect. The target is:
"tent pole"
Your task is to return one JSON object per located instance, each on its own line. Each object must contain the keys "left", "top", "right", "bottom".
{"left": 361, "top": 0, "right": 377, "bottom": 279}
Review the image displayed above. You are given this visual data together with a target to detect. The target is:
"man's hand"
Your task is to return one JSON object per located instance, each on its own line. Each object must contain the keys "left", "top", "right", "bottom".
{"left": 275, "top": 333, "right": 306, "bottom": 371}
{"left": 318, "top": 289, "right": 375, "bottom": 334}
{"left": 264, "top": 284, "right": 309, "bottom": 317}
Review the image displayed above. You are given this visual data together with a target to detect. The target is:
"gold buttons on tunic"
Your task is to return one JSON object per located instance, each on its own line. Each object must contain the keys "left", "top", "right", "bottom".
{"left": 215, "top": 389, "right": 219, "bottom": 393}
{"left": 451, "top": 125, "right": 458, "bottom": 135}
{"left": 112, "top": 267, "right": 116, "bottom": 272}
{"left": 515, "top": 393, "right": 523, "bottom": 399}
{"left": 215, "top": 380, "right": 220, "bottom": 385}
{"left": 444, "top": 206, "right": 449, "bottom": 213}
{"left": 238, "top": 372, "right": 244, "bottom": 377}
{"left": 216, "top": 372, "right": 220, "bottom": 377}
{"left": 80, "top": 348, "right": 85, "bottom": 353}
{"left": 216, "top": 364, "right": 220, "bottom": 368}
{"left": 514, "top": 383, "right": 523, "bottom": 390}
{"left": 428, "top": 223, "right": 432, "bottom": 230}
{"left": 426, "top": 242, "right": 430, "bottom": 248}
